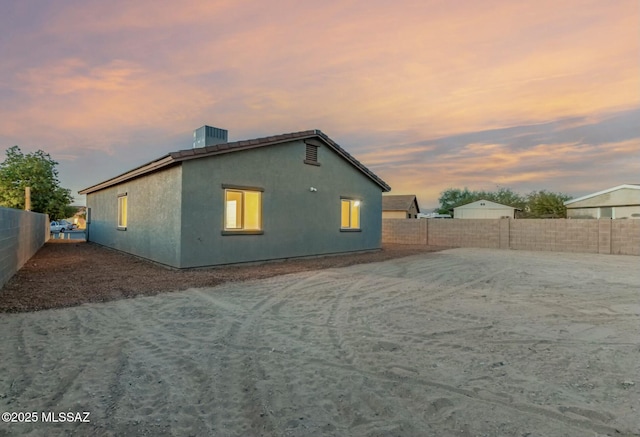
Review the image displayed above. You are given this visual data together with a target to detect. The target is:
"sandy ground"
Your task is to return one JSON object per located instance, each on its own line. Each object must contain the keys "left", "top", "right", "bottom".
{"left": 0, "top": 241, "right": 444, "bottom": 312}
{"left": 1, "top": 248, "right": 639, "bottom": 437}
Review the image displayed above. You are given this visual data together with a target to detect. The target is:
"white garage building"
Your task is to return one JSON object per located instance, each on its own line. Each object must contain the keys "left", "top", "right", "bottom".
{"left": 453, "top": 199, "right": 519, "bottom": 219}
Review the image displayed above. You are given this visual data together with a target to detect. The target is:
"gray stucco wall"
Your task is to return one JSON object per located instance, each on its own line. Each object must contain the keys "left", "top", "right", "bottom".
{"left": 179, "top": 140, "right": 383, "bottom": 267}
{"left": 0, "top": 207, "right": 49, "bottom": 289}
{"left": 86, "top": 165, "right": 183, "bottom": 267}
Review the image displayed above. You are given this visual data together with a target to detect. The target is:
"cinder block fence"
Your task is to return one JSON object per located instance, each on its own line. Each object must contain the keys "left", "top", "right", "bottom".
{"left": 382, "top": 218, "right": 640, "bottom": 256}
{"left": 0, "top": 207, "right": 49, "bottom": 288}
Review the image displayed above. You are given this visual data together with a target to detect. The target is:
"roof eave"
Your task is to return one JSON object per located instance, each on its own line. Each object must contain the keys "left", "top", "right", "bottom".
{"left": 311, "top": 130, "right": 391, "bottom": 192}
{"left": 564, "top": 184, "right": 640, "bottom": 206}
{"left": 78, "top": 155, "right": 175, "bottom": 195}
{"left": 78, "top": 129, "right": 391, "bottom": 195}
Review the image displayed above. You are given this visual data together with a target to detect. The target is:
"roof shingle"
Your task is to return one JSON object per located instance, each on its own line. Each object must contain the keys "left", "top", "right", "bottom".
{"left": 79, "top": 130, "right": 390, "bottom": 195}
{"left": 382, "top": 195, "right": 419, "bottom": 212}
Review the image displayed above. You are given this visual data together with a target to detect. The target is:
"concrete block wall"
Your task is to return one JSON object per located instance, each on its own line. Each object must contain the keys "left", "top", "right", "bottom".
{"left": 560, "top": 219, "right": 599, "bottom": 253}
{"left": 611, "top": 220, "right": 640, "bottom": 255}
{"left": 597, "top": 220, "right": 611, "bottom": 254}
{"left": 499, "top": 219, "right": 510, "bottom": 249}
{"left": 382, "top": 219, "right": 426, "bottom": 244}
{"left": 510, "top": 219, "right": 600, "bottom": 253}
{"left": 428, "top": 219, "right": 500, "bottom": 248}
{"left": 0, "top": 207, "right": 49, "bottom": 289}
{"left": 382, "top": 218, "right": 639, "bottom": 256}
{"left": 511, "top": 220, "right": 551, "bottom": 252}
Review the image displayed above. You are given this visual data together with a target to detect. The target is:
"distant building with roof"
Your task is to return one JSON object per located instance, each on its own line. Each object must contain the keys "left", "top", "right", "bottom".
{"left": 564, "top": 184, "right": 640, "bottom": 219}
{"left": 382, "top": 195, "right": 420, "bottom": 219}
{"left": 79, "top": 127, "right": 390, "bottom": 268}
{"left": 453, "top": 199, "right": 520, "bottom": 219}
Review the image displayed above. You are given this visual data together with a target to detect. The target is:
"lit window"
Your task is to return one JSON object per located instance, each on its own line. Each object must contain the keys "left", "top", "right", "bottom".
{"left": 224, "top": 189, "right": 262, "bottom": 231}
{"left": 341, "top": 199, "right": 360, "bottom": 229}
{"left": 117, "top": 194, "right": 127, "bottom": 229}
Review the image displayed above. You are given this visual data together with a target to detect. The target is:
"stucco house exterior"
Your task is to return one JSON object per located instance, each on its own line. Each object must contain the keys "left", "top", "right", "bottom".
{"left": 79, "top": 129, "right": 391, "bottom": 268}
{"left": 382, "top": 195, "right": 420, "bottom": 218}
{"left": 453, "top": 199, "right": 519, "bottom": 219}
{"left": 564, "top": 184, "right": 640, "bottom": 219}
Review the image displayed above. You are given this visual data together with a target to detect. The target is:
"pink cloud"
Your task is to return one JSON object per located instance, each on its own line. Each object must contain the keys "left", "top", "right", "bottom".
{"left": 1, "top": 0, "right": 638, "bottom": 205}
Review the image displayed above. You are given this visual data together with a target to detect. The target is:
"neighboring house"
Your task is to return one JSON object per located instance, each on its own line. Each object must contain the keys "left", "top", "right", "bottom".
{"left": 382, "top": 195, "right": 420, "bottom": 218}
{"left": 564, "top": 184, "right": 640, "bottom": 219}
{"left": 453, "top": 199, "right": 520, "bottom": 219}
{"left": 79, "top": 128, "right": 391, "bottom": 268}
{"left": 69, "top": 205, "right": 87, "bottom": 229}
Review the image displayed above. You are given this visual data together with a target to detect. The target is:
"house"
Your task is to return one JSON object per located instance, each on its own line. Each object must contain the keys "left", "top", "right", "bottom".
{"left": 453, "top": 199, "right": 519, "bottom": 219}
{"left": 79, "top": 128, "right": 391, "bottom": 268}
{"left": 68, "top": 205, "right": 87, "bottom": 229}
{"left": 564, "top": 184, "right": 640, "bottom": 219}
{"left": 382, "top": 195, "right": 420, "bottom": 218}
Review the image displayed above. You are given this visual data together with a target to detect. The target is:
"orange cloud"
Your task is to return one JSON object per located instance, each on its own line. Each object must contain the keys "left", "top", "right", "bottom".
{"left": 11, "top": 0, "right": 636, "bottom": 141}
{"left": 1, "top": 0, "right": 638, "bottom": 206}
{"left": 18, "top": 59, "right": 143, "bottom": 95}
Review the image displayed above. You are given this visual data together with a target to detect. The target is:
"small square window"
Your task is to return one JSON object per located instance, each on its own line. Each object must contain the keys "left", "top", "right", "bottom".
{"left": 224, "top": 188, "right": 262, "bottom": 232}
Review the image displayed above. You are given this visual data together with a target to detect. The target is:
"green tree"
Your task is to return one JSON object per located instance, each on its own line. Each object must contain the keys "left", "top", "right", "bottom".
{"left": 437, "top": 186, "right": 525, "bottom": 213}
{"left": 438, "top": 186, "right": 573, "bottom": 218}
{"left": 525, "top": 190, "right": 572, "bottom": 218}
{"left": 437, "top": 187, "right": 475, "bottom": 213}
{"left": 485, "top": 186, "right": 526, "bottom": 210}
{"left": 0, "top": 146, "right": 73, "bottom": 220}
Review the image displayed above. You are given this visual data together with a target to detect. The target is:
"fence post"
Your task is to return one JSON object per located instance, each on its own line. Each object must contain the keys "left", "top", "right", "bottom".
{"left": 420, "top": 218, "right": 427, "bottom": 245}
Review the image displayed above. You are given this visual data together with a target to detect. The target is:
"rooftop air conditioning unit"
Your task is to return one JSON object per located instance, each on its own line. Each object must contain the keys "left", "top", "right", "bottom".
{"left": 193, "top": 125, "right": 228, "bottom": 148}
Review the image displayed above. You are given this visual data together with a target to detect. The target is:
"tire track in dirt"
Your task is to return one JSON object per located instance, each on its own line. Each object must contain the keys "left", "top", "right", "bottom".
{"left": 2, "top": 249, "right": 638, "bottom": 436}
{"left": 4, "top": 318, "right": 32, "bottom": 401}
{"left": 119, "top": 296, "right": 222, "bottom": 435}
{"left": 303, "top": 356, "right": 628, "bottom": 436}
{"left": 291, "top": 251, "right": 633, "bottom": 436}
{"left": 201, "top": 270, "right": 334, "bottom": 436}
{"left": 324, "top": 271, "right": 374, "bottom": 366}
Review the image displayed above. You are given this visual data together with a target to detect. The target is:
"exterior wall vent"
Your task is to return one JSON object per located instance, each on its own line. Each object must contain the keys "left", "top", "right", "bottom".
{"left": 193, "top": 125, "right": 228, "bottom": 148}
{"left": 306, "top": 144, "right": 318, "bottom": 161}
{"left": 304, "top": 143, "right": 319, "bottom": 165}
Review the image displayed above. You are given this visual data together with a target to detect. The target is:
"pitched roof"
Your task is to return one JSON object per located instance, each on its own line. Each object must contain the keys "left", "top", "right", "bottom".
{"left": 454, "top": 199, "right": 521, "bottom": 210}
{"left": 564, "top": 184, "right": 640, "bottom": 206}
{"left": 79, "top": 130, "right": 390, "bottom": 194}
{"left": 382, "top": 195, "right": 419, "bottom": 212}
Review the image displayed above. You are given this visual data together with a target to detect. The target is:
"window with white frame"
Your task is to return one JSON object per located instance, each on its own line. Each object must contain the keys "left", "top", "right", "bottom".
{"left": 223, "top": 186, "right": 262, "bottom": 232}
{"left": 341, "top": 198, "right": 361, "bottom": 230}
{"left": 117, "top": 194, "right": 127, "bottom": 229}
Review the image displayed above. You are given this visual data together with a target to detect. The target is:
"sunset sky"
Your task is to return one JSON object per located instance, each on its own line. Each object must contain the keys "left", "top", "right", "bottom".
{"left": 1, "top": 0, "right": 638, "bottom": 209}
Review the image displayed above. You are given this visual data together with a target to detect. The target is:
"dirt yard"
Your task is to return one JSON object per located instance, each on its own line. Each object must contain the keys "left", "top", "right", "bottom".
{"left": 0, "top": 241, "right": 445, "bottom": 313}
{"left": 1, "top": 246, "right": 639, "bottom": 436}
